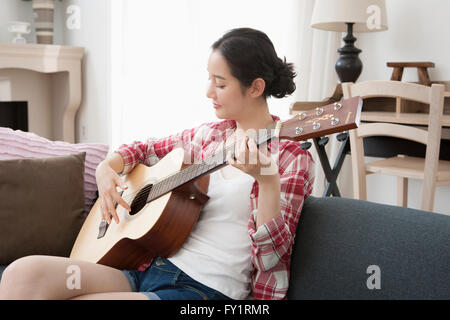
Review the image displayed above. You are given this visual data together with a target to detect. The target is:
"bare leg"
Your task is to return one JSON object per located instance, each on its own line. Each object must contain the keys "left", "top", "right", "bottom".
{"left": 0, "top": 255, "right": 139, "bottom": 300}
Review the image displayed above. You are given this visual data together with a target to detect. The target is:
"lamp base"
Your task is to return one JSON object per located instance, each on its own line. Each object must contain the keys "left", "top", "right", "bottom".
{"left": 335, "top": 22, "right": 362, "bottom": 83}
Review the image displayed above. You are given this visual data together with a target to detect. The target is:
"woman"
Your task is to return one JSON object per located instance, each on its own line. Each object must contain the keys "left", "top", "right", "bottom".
{"left": 0, "top": 28, "right": 313, "bottom": 300}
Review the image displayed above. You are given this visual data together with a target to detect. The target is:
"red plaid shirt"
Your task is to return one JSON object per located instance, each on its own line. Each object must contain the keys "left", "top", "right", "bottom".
{"left": 115, "top": 115, "right": 314, "bottom": 300}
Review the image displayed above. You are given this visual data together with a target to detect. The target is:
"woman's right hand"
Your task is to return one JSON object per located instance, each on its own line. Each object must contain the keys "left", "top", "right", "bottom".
{"left": 95, "top": 161, "right": 131, "bottom": 224}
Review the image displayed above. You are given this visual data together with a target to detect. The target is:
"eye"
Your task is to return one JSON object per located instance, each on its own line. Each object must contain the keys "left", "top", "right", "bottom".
{"left": 216, "top": 85, "right": 225, "bottom": 89}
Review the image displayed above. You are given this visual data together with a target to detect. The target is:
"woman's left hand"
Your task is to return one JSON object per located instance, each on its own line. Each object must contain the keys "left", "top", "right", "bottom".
{"left": 226, "top": 133, "right": 279, "bottom": 184}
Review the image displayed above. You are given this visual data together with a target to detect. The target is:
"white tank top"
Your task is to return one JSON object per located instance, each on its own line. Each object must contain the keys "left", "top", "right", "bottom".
{"left": 168, "top": 164, "right": 254, "bottom": 300}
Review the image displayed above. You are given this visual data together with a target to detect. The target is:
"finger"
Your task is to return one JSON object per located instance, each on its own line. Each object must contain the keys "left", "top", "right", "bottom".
{"left": 248, "top": 137, "right": 258, "bottom": 165}
{"left": 259, "top": 144, "right": 272, "bottom": 166}
{"left": 236, "top": 135, "right": 248, "bottom": 164}
{"left": 113, "top": 191, "right": 131, "bottom": 212}
{"left": 99, "top": 197, "right": 107, "bottom": 221}
{"left": 226, "top": 150, "right": 235, "bottom": 165}
{"left": 104, "top": 194, "right": 117, "bottom": 224}
{"left": 234, "top": 136, "right": 243, "bottom": 164}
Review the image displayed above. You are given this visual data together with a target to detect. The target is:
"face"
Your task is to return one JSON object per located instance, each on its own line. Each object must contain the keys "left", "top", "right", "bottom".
{"left": 206, "top": 50, "right": 250, "bottom": 120}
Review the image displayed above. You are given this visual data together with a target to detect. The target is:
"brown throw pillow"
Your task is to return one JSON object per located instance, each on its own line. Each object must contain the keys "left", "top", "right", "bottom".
{"left": 0, "top": 152, "right": 86, "bottom": 264}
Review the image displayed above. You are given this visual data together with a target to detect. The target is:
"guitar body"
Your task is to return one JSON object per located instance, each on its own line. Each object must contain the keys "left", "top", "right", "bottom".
{"left": 70, "top": 148, "right": 210, "bottom": 270}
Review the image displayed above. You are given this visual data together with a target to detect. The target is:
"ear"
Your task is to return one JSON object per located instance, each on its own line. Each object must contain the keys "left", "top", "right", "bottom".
{"left": 248, "top": 78, "right": 266, "bottom": 98}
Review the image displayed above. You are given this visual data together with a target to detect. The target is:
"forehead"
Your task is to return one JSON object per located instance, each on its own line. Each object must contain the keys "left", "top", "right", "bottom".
{"left": 207, "top": 50, "right": 232, "bottom": 78}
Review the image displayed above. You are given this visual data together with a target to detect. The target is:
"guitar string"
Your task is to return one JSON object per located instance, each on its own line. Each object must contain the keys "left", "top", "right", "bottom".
{"left": 117, "top": 133, "right": 270, "bottom": 206}
{"left": 113, "top": 129, "right": 275, "bottom": 208}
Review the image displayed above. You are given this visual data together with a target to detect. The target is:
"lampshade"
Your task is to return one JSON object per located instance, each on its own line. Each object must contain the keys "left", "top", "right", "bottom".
{"left": 311, "top": 0, "right": 388, "bottom": 33}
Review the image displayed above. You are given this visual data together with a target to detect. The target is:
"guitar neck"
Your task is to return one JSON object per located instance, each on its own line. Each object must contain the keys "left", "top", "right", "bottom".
{"left": 146, "top": 124, "right": 278, "bottom": 203}
{"left": 145, "top": 96, "right": 362, "bottom": 203}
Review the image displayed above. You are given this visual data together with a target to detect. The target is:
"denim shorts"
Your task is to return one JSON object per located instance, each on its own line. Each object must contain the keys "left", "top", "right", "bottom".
{"left": 121, "top": 257, "right": 232, "bottom": 300}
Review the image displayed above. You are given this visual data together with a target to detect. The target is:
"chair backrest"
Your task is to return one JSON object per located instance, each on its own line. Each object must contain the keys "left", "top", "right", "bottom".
{"left": 341, "top": 80, "right": 445, "bottom": 202}
{"left": 343, "top": 79, "right": 445, "bottom": 147}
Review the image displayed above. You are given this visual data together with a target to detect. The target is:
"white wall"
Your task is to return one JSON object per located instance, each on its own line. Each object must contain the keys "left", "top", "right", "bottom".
{"left": 0, "top": 0, "right": 109, "bottom": 144}
{"left": 338, "top": 0, "right": 450, "bottom": 214}
{"left": 61, "top": 0, "right": 111, "bottom": 145}
{"left": 0, "top": 0, "right": 65, "bottom": 45}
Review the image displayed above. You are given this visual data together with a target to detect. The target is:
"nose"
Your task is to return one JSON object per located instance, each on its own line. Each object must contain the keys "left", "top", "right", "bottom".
{"left": 206, "top": 80, "right": 215, "bottom": 100}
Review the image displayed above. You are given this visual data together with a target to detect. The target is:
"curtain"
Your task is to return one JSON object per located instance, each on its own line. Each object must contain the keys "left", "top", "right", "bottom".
{"left": 110, "top": 0, "right": 341, "bottom": 197}
{"left": 291, "top": 0, "right": 342, "bottom": 197}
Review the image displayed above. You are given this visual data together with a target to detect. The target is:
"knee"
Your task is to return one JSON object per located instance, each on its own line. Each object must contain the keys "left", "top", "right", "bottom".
{"left": 0, "top": 255, "right": 47, "bottom": 299}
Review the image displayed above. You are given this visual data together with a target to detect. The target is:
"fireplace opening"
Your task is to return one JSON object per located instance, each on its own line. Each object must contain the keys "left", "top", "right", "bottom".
{"left": 0, "top": 101, "right": 28, "bottom": 131}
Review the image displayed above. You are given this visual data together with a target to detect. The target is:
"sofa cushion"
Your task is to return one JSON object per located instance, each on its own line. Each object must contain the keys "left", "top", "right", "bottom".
{"left": 0, "top": 127, "right": 109, "bottom": 215}
{"left": 0, "top": 153, "right": 86, "bottom": 265}
{"left": 287, "top": 196, "right": 450, "bottom": 300}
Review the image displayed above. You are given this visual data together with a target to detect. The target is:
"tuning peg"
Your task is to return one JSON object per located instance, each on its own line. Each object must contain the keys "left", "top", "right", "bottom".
{"left": 300, "top": 141, "right": 312, "bottom": 150}
{"left": 318, "top": 136, "right": 329, "bottom": 146}
{"left": 336, "top": 132, "right": 348, "bottom": 142}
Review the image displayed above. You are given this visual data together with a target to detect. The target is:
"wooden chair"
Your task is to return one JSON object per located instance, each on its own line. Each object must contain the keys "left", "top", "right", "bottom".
{"left": 342, "top": 80, "right": 450, "bottom": 212}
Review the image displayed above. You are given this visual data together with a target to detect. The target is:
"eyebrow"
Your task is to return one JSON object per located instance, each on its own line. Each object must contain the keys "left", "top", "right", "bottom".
{"left": 214, "top": 74, "right": 227, "bottom": 80}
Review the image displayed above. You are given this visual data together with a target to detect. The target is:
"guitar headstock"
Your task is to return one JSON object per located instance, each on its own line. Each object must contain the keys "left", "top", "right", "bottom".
{"left": 279, "top": 96, "right": 362, "bottom": 141}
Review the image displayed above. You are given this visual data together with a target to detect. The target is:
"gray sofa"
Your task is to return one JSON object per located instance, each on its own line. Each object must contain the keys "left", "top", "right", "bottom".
{"left": 1, "top": 196, "right": 449, "bottom": 299}
{"left": 287, "top": 196, "right": 449, "bottom": 299}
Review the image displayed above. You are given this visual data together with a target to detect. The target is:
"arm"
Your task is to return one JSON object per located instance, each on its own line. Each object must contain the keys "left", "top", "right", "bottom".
{"left": 249, "top": 146, "right": 314, "bottom": 272}
{"left": 97, "top": 122, "right": 210, "bottom": 224}
{"left": 115, "top": 124, "right": 209, "bottom": 175}
{"left": 98, "top": 151, "right": 125, "bottom": 174}
{"left": 255, "top": 174, "right": 281, "bottom": 229}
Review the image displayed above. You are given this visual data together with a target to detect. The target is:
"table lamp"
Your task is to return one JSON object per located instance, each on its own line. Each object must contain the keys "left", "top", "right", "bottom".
{"left": 311, "top": 0, "right": 388, "bottom": 82}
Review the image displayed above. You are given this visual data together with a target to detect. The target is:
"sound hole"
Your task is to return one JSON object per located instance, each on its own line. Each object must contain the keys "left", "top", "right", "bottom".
{"left": 129, "top": 184, "right": 153, "bottom": 215}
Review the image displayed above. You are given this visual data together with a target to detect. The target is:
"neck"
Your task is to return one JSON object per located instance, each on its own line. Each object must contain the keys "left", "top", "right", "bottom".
{"left": 235, "top": 99, "right": 274, "bottom": 131}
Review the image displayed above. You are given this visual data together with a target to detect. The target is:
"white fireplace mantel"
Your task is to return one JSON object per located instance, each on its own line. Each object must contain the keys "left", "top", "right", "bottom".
{"left": 0, "top": 43, "right": 84, "bottom": 143}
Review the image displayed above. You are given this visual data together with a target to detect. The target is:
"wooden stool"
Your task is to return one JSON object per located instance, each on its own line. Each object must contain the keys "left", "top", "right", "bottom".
{"left": 387, "top": 61, "right": 435, "bottom": 86}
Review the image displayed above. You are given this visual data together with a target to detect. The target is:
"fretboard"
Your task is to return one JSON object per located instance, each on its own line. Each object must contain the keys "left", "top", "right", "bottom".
{"left": 146, "top": 124, "right": 277, "bottom": 203}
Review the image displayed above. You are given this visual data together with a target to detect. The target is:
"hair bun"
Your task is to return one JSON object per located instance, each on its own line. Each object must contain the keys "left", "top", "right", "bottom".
{"left": 266, "top": 58, "right": 296, "bottom": 99}
{"left": 212, "top": 28, "right": 297, "bottom": 100}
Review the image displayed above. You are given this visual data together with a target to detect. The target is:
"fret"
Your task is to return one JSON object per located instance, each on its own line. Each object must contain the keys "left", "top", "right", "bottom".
{"left": 145, "top": 128, "right": 274, "bottom": 204}
{"left": 159, "top": 176, "right": 170, "bottom": 196}
{"left": 145, "top": 131, "right": 275, "bottom": 204}
{"left": 165, "top": 174, "right": 176, "bottom": 193}
{"left": 147, "top": 183, "right": 157, "bottom": 201}
{"left": 152, "top": 180, "right": 161, "bottom": 199}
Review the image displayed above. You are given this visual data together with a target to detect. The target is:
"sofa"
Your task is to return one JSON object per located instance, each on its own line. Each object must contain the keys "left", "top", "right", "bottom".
{"left": 287, "top": 196, "right": 449, "bottom": 299}
{"left": 0, "top": 194, "right": 449, "bottom": 299}
{"left": 0, "top": 129, "right": 449, "bottom": 299}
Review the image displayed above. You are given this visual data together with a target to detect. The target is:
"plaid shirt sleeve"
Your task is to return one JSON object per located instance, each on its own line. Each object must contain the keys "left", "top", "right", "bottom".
{"left": 248, "top": 142, "right": 314, "bottom": 299}
{"left": 115, "top": 123, "right": 210, "bottom": 175}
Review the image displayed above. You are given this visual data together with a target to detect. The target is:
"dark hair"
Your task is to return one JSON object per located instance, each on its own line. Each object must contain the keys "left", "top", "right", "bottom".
{"left": 212, "top": 27, "right": 296, "bottom": 99}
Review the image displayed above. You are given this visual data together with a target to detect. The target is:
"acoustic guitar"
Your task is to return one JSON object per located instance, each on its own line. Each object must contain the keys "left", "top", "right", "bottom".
{"left": 70, "top": 97, "right": 362, "bottom": 269}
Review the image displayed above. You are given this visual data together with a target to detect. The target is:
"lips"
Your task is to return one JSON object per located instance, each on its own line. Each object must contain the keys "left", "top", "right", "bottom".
{"left": 213, "top": 103, "right": 222, "bottom": 109}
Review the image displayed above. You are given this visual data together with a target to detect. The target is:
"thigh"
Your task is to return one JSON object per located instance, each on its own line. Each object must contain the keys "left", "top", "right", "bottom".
{"left": 1, "top": 255, "right": 133, "bottom": 299}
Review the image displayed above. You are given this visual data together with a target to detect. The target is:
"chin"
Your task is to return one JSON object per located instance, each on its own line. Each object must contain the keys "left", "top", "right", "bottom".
{"left": 214, "top": 109, "right": 227, "bottom": 119}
